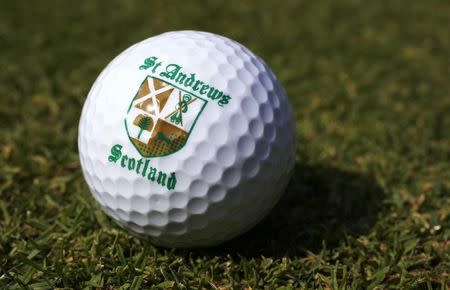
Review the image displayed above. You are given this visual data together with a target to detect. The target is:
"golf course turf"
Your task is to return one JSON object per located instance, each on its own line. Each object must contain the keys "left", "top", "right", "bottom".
{"left": 0, "top": 1, "right": 448, "bottom": 289}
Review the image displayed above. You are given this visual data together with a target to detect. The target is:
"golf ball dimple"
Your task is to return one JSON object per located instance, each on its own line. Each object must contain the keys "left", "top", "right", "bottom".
{"left": 78, "top": 30, "right": 296, "bottom": 248}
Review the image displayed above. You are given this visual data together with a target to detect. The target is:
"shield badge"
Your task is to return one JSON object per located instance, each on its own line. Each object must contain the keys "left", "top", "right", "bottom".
{"left": 125, "top": 76, "right": 207, "bottom": 157}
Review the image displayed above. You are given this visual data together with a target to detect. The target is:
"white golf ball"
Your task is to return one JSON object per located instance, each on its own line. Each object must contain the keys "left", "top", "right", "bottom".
{"left": 78, "top": 30, "right": 296, "bottom": 248}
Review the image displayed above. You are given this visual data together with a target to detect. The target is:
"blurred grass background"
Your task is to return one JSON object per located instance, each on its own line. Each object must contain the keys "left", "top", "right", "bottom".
{"left": 0, "top": 0, "right": 448, "bottom": 289}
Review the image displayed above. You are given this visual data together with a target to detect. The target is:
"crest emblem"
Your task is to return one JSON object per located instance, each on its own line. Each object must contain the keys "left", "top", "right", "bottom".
{"left": 125, "top": 76, "right": 207, "bottom": 157}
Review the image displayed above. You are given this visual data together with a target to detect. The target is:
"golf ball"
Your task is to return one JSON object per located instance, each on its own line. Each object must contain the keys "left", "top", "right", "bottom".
{"left": 78, "top": 30, "right": 295, "bottom": 248}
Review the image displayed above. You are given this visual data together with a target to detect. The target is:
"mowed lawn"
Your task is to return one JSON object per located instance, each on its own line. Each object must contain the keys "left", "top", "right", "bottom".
{"left": 0, "top": 1, "right": 448, "bottom": 289}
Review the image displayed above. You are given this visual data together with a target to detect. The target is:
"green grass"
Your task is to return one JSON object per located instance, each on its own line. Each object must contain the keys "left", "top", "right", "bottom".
{"left": 0, "top": 0, "right": 449, "bottom": 289}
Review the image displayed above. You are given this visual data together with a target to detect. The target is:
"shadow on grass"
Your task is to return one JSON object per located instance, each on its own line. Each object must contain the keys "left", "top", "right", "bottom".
{"left": 198, "top": 164, "right": 386, "bottom": 258}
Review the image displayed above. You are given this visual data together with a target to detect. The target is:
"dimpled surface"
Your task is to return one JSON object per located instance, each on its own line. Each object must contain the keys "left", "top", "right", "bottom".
{"left": 78, "top": 31, "right": 295, "bottom": 248}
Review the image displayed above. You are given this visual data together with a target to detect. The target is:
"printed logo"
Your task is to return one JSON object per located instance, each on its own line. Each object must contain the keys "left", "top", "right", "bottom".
{"left": 125, "top": 76, "right": 207, "bottom": 157}
{"left": 107, "top": 56, "right": 233, "bottom": 190}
